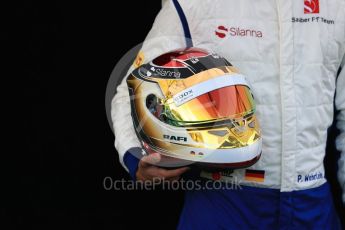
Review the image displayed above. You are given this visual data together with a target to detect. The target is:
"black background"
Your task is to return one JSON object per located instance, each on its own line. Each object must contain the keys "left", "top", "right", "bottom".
{"left": 8, "top": 0, "right": 344, "bottom": 229}
{"left": 11, "top": 1, "right": 184, "bottom": 229}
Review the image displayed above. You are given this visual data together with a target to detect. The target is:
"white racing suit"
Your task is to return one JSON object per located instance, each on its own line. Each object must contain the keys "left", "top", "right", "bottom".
{"left": 112, "top": 0, "right": 345, "bottom": 229}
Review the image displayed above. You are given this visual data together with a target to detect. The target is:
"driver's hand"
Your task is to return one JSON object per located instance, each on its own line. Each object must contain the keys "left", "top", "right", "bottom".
{"left": 136, "top": 152, "right": 190, "bottom": 182}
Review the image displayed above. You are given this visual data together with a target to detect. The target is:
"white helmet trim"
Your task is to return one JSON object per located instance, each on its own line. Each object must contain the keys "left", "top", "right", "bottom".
{"left": 173, "top": 73, "right": 249, "bottom": 106}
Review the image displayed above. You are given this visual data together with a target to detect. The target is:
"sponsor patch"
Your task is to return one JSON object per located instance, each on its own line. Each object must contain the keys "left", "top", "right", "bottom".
{"left": 291, "top": 16, "right": 334, "bottom": 24}
{"left": 304, "top": 0, "right": 319, "bottom": 14}
{"left": 215, "top": 25, "right": 263, "bottom": 39}
{"left": 211, "top": 170, "right": 234, "bottom": 180}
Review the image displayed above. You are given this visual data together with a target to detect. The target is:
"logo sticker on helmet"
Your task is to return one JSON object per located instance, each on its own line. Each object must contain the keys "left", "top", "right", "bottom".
{"left": 163, "top": 135, "right": 187, "bottom": 142}
{"left": 173, "top": 89, "right": 194, "bottom": 105}
{"left": 155, "top": 68, "right": 181, "bottom": 78}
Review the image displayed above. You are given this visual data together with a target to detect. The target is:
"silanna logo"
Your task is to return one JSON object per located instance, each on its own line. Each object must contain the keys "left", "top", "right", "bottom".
{"left": 304, "top": 0, "right": 319, "bottom": 14}
{"left": 150, "top": 67, "right": 181, "bottom": 78}
{"left": 215, "top": 25, "right": 263, "bottom": 39}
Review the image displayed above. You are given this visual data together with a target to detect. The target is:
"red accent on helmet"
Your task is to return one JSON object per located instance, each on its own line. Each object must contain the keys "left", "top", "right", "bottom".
{"left": 152, "top": 48, "right": 209, "bottom": 68}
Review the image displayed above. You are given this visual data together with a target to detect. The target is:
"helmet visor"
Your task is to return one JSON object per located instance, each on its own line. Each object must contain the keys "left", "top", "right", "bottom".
{"left": 163, "top": 84, "right": 255, "bottom": 125}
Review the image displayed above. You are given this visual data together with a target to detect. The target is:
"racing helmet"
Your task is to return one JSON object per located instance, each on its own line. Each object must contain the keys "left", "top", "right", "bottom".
{"left": 127, "top": 48, "right": 262, "bottom": 169}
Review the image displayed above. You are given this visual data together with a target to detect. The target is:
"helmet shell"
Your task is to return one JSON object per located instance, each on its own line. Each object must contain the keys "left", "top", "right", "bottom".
{"left": 127, "top": 48, "right": 262, "bottom": 169}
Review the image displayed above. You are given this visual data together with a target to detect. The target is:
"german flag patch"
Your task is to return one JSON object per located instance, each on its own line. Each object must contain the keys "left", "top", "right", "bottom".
{"left": 245, "top": 169, "right": 265, "bottom": 182}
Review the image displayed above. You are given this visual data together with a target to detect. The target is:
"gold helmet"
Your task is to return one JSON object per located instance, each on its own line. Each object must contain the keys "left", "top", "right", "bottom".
{"left": 127, "top": 48, "right": 262, "bottom": 169}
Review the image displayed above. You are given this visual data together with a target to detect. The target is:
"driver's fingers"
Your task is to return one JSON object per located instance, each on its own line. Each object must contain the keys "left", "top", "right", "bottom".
{"left": 139, "top": 152, "right": 161, "bottom": 168}
{"left": 155, "top": 167, "right": 190, "bottom": 179}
